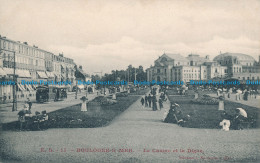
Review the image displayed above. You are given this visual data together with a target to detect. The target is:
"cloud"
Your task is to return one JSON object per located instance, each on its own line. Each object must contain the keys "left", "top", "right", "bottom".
{"left": 0, "top": 0, "right": 259, "bottom": 74}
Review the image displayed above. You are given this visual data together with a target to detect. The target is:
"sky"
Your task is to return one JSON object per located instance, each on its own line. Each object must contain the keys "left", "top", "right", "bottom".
{"left": 0, "top": 0, "right": 260, "bottom": 74}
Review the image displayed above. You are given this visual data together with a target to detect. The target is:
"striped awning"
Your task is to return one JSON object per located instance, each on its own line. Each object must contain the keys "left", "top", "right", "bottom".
{"left": 37, "top": 71, "right": 48, "bottom": 79}
{"left": 17, "top": 84, "right": 26, "bottom": 91}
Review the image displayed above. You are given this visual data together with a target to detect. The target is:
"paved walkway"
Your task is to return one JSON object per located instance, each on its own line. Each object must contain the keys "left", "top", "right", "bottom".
{"left": 208, "top": 93, "right": 260, "bottom": 109}
{"left": 0, "top": 91, "right": 97, "bottom": 124}
{"left": 0, "top": 95, "right": 259, "bottom": 162}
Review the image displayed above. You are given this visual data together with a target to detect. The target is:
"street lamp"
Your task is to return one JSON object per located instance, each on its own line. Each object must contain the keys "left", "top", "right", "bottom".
{"left": 0, "top": 49, "right": 17, "bottom": 111}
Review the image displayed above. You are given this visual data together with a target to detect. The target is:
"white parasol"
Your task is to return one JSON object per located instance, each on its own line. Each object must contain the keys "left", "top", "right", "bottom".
{"left": 236, "top": 108, "right": 247, "bottom": 118}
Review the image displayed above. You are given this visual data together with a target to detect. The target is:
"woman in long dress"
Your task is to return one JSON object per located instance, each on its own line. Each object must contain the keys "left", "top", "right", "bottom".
{"left": 80, "top": 96, "right": 88, "bottom": 112}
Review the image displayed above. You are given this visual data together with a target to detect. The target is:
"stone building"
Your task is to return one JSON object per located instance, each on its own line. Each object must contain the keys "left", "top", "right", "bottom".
{"left": 0, "top": 35, "right": 82, "bottom": 103}
{"left": 146, "top": 52, "right": 260, "bottom": 84}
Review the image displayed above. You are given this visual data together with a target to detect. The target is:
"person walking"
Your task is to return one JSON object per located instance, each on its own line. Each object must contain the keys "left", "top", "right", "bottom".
{"left": 152, "top": 95, "right": 157, "bottom": 111}
{"left": 144, "top": 95, "right": 148, "bottom": 107}
{"left": 148, "top": 94, "right": 152, "bottom": 108}
{"left": 159, "top": 98, "right": 163, "bottom": 110}
{"left": 26, "top": 98, "right": 32, "bottom": 111}
{"left": 140, "top": 97, "right": 145, "bottom": 109}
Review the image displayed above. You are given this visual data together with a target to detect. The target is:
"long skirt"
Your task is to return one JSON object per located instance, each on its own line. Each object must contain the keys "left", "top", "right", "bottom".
{"left": 81, "top": 101, "right": 87, "bottom": 111}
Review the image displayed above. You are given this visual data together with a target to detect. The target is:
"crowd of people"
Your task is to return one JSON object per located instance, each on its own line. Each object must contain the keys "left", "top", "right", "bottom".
{"left": 216, "top": 87, "right": 258, "bottom": 101}
{"left": 140, "top": 87, "right": 167, "bottom": 111}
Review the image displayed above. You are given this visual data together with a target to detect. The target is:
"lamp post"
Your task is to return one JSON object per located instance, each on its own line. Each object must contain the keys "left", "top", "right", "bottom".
{"left": 0, "top": 49, "right": 17, "bottom": 111}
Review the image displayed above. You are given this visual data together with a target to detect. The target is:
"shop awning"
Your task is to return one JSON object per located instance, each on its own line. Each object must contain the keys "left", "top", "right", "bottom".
{"left": 37, "top": 71, "right": 48, "bottom": 79}
{"left": 2, "top": 68, "right": 31, "bottom": 78}
{"left": 26, "top": 84, "right": 34, "bottom": 92}
{"left": 18, "top": 84, "right": 26, "bottom": 91}
{"left": 22, "top": 70, "right": 31, "bottom": 78}
{"left": 0, "top": 68, "right": 7, "bottom": 77}
{"left": 61, "top": 73, "right": 66, "bottom": 78}
{"left": 32, "top": 84, "right": 37, "bottom": 90}
{"left": 46, "top": 71, "right": 55, "bottom": 78}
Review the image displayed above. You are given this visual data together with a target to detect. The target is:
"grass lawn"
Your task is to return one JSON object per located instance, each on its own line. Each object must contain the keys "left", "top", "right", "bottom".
{"left": 2, "top": 95, "right": 141, "bottom": 131}
{"left": 47, "top": 95, "right": 141, "bottom": 128}
{"left": 167, "top": 95, "right": 260, "bottom": 129}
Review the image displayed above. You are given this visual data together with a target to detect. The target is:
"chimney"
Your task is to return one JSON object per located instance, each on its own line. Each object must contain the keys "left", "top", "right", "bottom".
{"left": 79, "top": 65, "right": 83, "bottom": 70}
{"left": 59, "top": 53, "right": 64, "bottom": 57}
{"left": 205, "top": 55, "right": 209, "bottom": 60}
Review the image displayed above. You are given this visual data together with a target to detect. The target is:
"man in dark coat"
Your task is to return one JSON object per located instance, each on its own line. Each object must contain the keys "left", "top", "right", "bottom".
{"left": 152, "top": 95, "right": 157, "bottom": 111}
{"left": 140, "top": 97, "right": 145, "bottom": 108}
{"left": 148, "top": 94, "right": 152, "bottom": 108}
{"left": 145, "top": 95, "right": 148, "bottom": 107}
{"left": 159, "top": 98, "right": 163, "bottom": 110}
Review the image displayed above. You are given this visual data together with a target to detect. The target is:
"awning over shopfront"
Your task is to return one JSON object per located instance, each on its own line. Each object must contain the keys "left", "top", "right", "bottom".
{"left": 2, "top": 68, "right": 31, "bottom": 78}
{"left": 32, "top": 84, "right": 37, "bottom": 90}
{"left": 0, "top": 68, "right": 7, "bottom": 77}
{"left": 25, "top": 84, "right": 34, "bottom": 92}
{"left": 46, "top": 71, "right": 55, "bottom": 78}
{"left": 37, "top": 71, "right": 48, "bottom": 79}
{"left": 17, "top": 83, "right": 26, "bottom": 91}
{"left": 61, "top": 73, "right": 66, "bottom": 79}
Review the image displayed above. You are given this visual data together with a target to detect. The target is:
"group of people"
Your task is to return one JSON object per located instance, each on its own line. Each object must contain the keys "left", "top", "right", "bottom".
{"left": 219, "top": 108, "right": 249, "bottom": 131}
{"left": 163, "top": 103, "right": 190, "bottom": 126}
{"left": 140, "top": 92, "right": 167, "bottom": 111}
{"left": 216, "top": 87, "right": 259, "bottom": 101}
{"left": 17, "top": 98, "right": 49, "bottom": 131}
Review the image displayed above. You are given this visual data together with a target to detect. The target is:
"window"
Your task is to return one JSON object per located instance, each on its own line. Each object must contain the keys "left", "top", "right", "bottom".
{"left": 157, "top": 69, "right": 160, "bottom": 73}
{"left": 215, "top": 68, "right": 218, "bottom": 73}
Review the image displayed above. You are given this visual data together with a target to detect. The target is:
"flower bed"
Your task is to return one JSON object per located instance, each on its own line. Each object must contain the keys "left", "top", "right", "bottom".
{"left": 92, "top": 96, "right": 117, "bottom": 105}
{"left": 191, "top": 95, "right": 219, "bottom": 105}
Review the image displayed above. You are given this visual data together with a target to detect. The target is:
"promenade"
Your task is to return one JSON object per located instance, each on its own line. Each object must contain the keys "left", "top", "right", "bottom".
{"left": 0, "top": 94, "right": 259, "bottom": 162}
{"left": 0, "top": 91, "right": 97, "bottom": 124}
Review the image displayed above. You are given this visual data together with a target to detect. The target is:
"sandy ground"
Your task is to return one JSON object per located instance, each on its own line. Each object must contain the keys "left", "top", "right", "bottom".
{"left": 0, "top": 96, "right": 259, "bottom": 163}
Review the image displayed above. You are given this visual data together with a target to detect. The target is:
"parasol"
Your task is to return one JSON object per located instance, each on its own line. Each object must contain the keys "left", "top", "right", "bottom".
{"left": 236, "top": 108, "right": 247, "bottom": 118}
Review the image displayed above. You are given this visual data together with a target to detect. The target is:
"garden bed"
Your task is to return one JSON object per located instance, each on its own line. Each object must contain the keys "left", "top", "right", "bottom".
{"left": 168, "top": 96, "right": 260, "bottom": 129}
{"left": 2, "top": 96, "right": 140, "bottom": 131}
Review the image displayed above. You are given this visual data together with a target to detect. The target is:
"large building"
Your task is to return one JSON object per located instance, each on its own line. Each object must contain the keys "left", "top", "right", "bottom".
{"left": 213, "top": 52, "right": 260, "bottom": 81}
{"left": 147, "top": 52, "right": 260, "bottom": 84}
{"left": 0, "top": 35, "right": 82, "bottom": 103}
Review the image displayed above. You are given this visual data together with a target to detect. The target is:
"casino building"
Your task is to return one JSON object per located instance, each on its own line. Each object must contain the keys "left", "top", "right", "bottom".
{"left": 0, "top": 35, "right": 86, "bottom": 103}
{"left": 147, "top": 52, "right": 260, "bottom": 84}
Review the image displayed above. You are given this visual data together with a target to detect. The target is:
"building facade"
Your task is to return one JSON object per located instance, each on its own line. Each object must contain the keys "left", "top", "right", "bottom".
{"left": 0, "top": 35, "right": 82, "bottom": 103}
{"left": 147, "top": 52, "right": 259, "bottom": 84}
